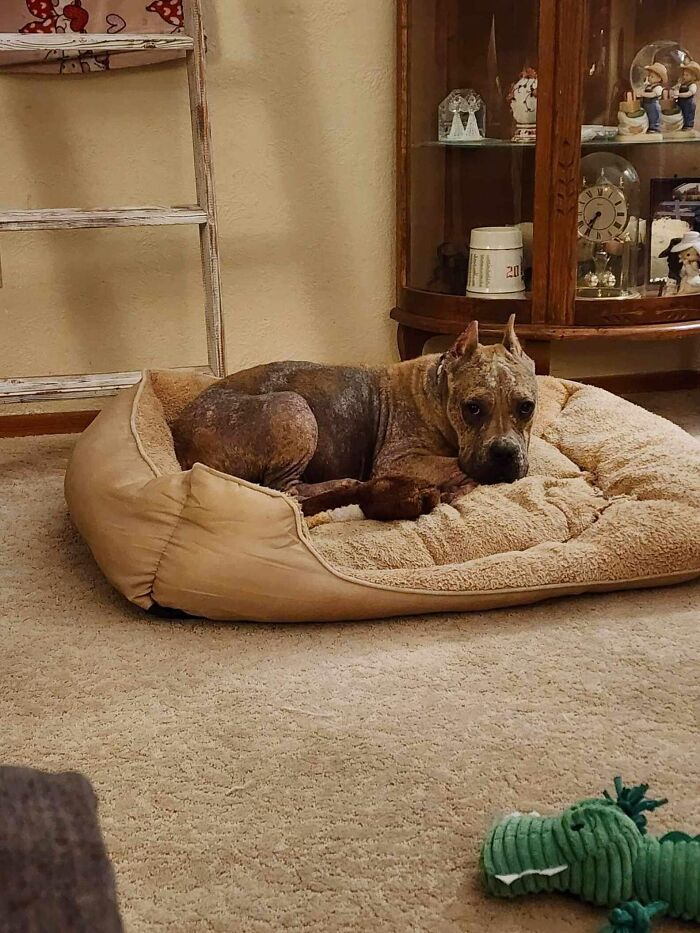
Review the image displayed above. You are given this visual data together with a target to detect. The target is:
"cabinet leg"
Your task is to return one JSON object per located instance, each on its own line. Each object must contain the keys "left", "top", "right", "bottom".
{"left": 523, "top": 340, "right": 551, "bottom": 376}
{"left": 397, "top": 324, "right": 429, "bottom": 361}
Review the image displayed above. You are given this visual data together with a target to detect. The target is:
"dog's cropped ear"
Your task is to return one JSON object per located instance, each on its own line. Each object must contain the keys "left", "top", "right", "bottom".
{"left": 447, "top": 320, "right": 479, "bottom": 360}
{"left": 502, "top": 314, "right": 524, "bottom": 357}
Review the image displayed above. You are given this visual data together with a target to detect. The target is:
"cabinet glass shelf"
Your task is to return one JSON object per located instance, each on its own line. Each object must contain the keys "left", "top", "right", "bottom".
{"left": 413, "top": 139, "right": 535, "bottom": 149}
{"left": 413, "top": 136, "right": 700, "bottom": 150}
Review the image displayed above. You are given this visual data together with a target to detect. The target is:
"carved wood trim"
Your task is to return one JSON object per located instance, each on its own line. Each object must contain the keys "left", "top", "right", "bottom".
{"left": 575, "top": 294, "right": 700, "bottom": 326}
{"left": 391, "top": 306, "right": 700, "bottom": 341}
{"left": 532, "top": 0, "right": 587, "bottom": 325}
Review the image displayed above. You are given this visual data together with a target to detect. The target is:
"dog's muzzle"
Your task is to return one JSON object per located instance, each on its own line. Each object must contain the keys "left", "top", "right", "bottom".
{"left": 463, "top": 437, "right": 527, "bottom": 485}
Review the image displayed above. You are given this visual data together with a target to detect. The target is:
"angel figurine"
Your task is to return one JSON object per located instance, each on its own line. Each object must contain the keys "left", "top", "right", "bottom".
{"left": 438, "top": 89, "right": 485, "bottom": 142}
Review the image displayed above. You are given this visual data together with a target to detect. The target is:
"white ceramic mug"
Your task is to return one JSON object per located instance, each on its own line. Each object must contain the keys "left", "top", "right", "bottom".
{"left": 467, "top": 226, "right": 525, "bottom": 294}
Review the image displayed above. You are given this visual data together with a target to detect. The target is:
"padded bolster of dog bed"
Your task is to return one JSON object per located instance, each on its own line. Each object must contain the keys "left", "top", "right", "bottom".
{"left": 64, "top": 370, "right": 700, "bottom": 622}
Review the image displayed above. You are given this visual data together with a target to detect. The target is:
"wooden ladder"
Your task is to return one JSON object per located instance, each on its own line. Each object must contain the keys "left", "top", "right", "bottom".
{"left": 0, "top": 0, "right": 226, "bottom": 404}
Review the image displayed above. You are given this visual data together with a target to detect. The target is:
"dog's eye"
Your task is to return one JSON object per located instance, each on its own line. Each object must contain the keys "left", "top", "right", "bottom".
{"left": 518, "top": 400, "right": 535, "bottom": 418}
{"left": 462, "top": 401, "right": 482, "bottom": 418}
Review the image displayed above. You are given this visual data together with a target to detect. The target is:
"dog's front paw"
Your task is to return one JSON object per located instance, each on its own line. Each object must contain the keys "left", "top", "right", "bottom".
{"left": 358, "top": 475, "right": 440, "bottom": 521}
{"left": 441, "top": 479, "right": 477, "bottom": 505}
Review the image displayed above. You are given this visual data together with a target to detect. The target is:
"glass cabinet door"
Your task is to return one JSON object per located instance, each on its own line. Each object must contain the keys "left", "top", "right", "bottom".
{"left": 577, "top": 0, "right": 700, "bottom": 322}
{"left": 404, "top": 0, "right": 539, "bottom": 307}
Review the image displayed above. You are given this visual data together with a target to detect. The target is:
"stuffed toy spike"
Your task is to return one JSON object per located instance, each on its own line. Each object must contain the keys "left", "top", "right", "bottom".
{"left": 480, "top": 778, "right": 699, "bottom": 931}
{"left": 601, "top": 900, "right": 668, "bottom": 933}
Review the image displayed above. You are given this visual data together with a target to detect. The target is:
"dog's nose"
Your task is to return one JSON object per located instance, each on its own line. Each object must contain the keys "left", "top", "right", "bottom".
{"left": 488, "top": 438, "right": 519, "bottom": 463}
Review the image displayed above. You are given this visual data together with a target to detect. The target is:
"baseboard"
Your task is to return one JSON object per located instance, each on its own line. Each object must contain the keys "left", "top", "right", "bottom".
{"left": 0, "top": 410, "right": 99, "bottom": 438}
{"left": 573, "top": 370, "right": 700, "bottom": 394}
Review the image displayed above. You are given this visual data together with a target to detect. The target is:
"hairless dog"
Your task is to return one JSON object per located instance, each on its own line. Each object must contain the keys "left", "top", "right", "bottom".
{"left": 173, "top": 316, "right": 538, "bottom": 521}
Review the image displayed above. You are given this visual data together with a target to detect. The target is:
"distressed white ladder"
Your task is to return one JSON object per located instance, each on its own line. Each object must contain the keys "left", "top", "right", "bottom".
{"left": 0, "top": 0, "right": 226, "bottom": 404}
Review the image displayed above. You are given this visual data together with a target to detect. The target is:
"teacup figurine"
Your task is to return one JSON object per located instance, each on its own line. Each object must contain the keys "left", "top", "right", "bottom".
{"left": 672, "top": 60, "right": 700, "bottom": 131}
{"left": 507, "top": 67, "right": 537, "bottom": 142}
{"left": 671, "top": 230, "right": 700, "bottom": 294}
{"left": 639, "top": 62, "right": 667, "bottom": 133}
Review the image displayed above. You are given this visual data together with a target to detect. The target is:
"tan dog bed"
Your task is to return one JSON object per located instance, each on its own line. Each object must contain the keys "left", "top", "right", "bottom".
{"left": 65, "top": 370, "right": 700, "bottom": 622}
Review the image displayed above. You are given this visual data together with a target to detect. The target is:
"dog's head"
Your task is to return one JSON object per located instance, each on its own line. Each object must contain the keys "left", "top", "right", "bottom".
{"left": 439, "top": 315, "right": 537, "bottom": 484}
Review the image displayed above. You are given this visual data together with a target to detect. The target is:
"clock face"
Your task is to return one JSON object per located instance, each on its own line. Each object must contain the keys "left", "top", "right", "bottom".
{"left": 577, "top": 183, "right": 629, "bottom": 242}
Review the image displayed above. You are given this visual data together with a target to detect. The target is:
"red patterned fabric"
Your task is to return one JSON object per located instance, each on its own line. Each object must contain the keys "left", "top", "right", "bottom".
{"left": 0, "top": 0, "right": 186, "bottom": 72}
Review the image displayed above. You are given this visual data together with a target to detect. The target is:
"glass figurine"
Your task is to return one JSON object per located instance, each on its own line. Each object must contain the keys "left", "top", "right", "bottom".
{"left": 438, "top": 90, "right": 485, "bottom": 143}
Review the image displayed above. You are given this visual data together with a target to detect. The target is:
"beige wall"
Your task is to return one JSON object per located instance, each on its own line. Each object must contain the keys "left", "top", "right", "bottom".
{"left": 0, "top": 1, "right": 697, "bottom": 382}
{"left": 0, "top": 0, "right": 396, "bottom": 377}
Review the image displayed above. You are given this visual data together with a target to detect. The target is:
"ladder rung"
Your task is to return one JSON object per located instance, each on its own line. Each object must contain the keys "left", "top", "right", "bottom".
{"left": 0, "top": 366, "right": 214, "bottom": 403}
{"left": 0, "top": 207, "right": 208, "bottom": 231}
{"left": 0, "top": 33, "right": 194, "bottom": 54}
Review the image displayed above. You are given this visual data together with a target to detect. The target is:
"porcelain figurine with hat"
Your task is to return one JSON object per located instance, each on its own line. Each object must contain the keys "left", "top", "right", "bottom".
{"left": 671, "top": 230, "right": 700, "bottom": 294}
{"left": 639, "top": 62, "right": 667, "bottom": 133}
{"left": 672, "top": 60, "right": 700, "bottom": 131}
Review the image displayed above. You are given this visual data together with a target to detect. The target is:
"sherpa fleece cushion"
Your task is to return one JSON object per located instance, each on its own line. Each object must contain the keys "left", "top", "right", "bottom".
{"left": 64, "top": 370, "right": 700, "bottom": 622}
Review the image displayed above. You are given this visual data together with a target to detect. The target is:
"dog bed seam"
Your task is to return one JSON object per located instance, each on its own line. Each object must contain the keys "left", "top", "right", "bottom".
{"left": 148, "top": 484, "right": 190, "bottom": 601}
{"left": 130, "top": 375, "right": 161, "bottom": 480}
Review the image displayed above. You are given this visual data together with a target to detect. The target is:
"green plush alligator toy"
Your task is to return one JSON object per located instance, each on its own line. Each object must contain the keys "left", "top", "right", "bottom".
{"left": 480, "top": 778, "right": 699, "bottom": 931}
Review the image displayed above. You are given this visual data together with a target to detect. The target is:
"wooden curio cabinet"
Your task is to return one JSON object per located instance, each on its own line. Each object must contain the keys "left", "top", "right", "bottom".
{"left": 393, "top": 0, "right": 700, "bottom": 380}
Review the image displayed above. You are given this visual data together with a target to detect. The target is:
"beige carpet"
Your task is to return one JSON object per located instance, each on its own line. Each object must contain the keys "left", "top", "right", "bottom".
{"left": 1, "top": 390, "right": 699, "bottom": 932}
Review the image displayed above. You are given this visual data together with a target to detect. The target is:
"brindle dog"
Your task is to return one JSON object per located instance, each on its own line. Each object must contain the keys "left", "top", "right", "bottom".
{"left": 172, "top": 316, "right": 538, "bottom": 521}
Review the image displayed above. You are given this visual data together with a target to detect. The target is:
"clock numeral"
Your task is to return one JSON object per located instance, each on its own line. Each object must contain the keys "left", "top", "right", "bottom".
{"left": 597, "top": 187, "right": 603, "bottom": 197}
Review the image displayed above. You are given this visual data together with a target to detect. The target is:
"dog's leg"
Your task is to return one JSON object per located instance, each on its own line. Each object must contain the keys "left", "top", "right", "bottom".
{"left": 295, "top": 479, "right": 366, "bottom": 516}
{"left": 440, "top": 475, "right": 477, "bottom": 505}
{"left": 298, "top": 475, "right": 440, "bottom": 521}
{"left": 372, "top": 455, "right": 477, "bottom": 505}
{"left": 172, "top": 390, "right": 318, "bottom": 487}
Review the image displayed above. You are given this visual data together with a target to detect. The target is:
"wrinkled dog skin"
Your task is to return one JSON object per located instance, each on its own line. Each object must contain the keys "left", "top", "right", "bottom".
{"left": 172, "top": 316, "right": 538, "bottom": 520}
